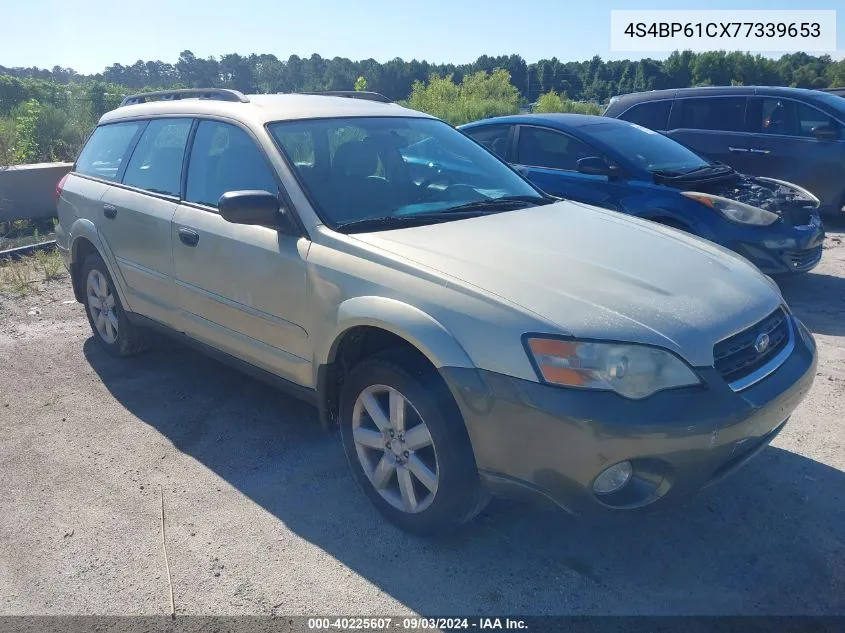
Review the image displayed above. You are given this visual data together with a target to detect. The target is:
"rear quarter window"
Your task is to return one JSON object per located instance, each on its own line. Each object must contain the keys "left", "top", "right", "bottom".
{"left": 74, "top": 122, "right": 144, "bottom": 181}
{"left": 618, "top": 101, "right": 671, "bottom": 131}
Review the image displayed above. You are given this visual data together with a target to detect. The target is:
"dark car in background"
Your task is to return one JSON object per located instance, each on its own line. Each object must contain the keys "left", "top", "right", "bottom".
{"left": 458, "top": 114, "right": 824, "bottom": 276}
{"left": 602, "top": 86, "right": 845, "bottom": 218}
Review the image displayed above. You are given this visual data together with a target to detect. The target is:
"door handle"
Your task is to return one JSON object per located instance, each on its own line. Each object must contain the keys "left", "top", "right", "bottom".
{"left": 103, "top": 204, "right": 117, "bottom": 219}
{"left": 728, "top": 146, "right": 749, "bottom": 153}
{"left": 749, "top": 148, "right": 772, "bottom": 154}
{"left": 178, "top": 227, "right": 200, "bottom": 247}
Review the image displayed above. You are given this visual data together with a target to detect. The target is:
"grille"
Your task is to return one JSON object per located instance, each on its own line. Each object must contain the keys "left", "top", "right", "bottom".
{"left": 783, "top": 245, "right": 822, "bottom": 271}
{"left": 714, "top": 308, "right": 791, "bottom": 386}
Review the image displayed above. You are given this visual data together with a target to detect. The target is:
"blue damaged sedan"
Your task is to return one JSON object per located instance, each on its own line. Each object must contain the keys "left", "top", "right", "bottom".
{"left": 457, "top": 114, "right": 825, "bottom": 276}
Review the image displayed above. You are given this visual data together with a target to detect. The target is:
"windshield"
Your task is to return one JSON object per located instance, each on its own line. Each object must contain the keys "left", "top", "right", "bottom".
{"left": 584, "top": 122, "right": 711, "bottom": 173}
{"left": 268, "top": 117, "right": 544, "bottom": 231}
{"left": 813, "top": 93, "right": 845, "bottom": 116}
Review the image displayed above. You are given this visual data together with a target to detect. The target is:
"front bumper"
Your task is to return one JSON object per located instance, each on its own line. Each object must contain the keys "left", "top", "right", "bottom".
{"left": 441, "top": 317, "right": 817, "bottom": 515}
{"left": 730, "top": 221, "right": 824, "bottom": 276}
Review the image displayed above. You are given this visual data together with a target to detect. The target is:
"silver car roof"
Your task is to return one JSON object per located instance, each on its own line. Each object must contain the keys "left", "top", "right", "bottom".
{"left": 99, "top": 93, "right": 433, "bottom": 125}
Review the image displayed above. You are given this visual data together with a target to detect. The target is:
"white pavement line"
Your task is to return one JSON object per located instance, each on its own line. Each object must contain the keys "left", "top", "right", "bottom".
{"left": 160, "top": 485, "right": 176, "bottom": 619}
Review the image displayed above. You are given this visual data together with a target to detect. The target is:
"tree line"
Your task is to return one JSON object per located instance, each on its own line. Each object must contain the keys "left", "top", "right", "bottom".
{"left": 4, "top": 49, "right": 845, "bottom": 105}
{"left": 1, "top": 50, "right": 844, "bottom": 164}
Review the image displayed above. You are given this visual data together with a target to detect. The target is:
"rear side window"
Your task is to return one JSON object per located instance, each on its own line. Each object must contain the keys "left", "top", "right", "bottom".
{"left": 75, "top": 122, "right": 143, "bottom": 181}
{"left": 464, "top": 125, "right": 512, "bottom": 159}
{"left": 679, "top": 97, "right": 747, "bottom": 132}
{"left": 618, "top": 101, "right": 671, "bottom": 131}
{"left": 186, "top": 121, "right": 278, "bottom": 208}
{"left": 517, "top": 127, "right": 594, "bottom": 171}
{"left": 122, "top": 118, "right": 192, "bottom": 197}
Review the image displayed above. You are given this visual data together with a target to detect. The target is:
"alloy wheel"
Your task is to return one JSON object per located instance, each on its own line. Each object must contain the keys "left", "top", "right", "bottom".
{"left": 86, "top": 269, "right": 119, "bottom": 344}
{"left": 351, "top": 384, "right": 439, "bottom": 514}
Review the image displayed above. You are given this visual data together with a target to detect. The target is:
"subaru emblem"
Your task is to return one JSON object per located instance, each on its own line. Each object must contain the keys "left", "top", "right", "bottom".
{"left": 754, "top": 333, "right": 770, "bottom": 354}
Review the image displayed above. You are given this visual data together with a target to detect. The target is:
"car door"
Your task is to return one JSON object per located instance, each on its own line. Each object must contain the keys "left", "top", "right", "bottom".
{"left": 172, "top": 118, "right": 311, "bottom": 386}
{"left": 511, "top": 125, "right": 625, "bottom": 210}
{"left": 666, "top": 97, "right": 754, "bottom": 172}
{"left": 745, "top": 97, "right": 845, "bottom": 213}
{"left": 98, "top": 117, "right": 193, "bottom": 324}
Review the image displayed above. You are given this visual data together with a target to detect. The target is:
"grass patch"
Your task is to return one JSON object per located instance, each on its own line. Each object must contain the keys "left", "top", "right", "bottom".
{"left": 0, "top": 247, "right": 66, "bottom": 296}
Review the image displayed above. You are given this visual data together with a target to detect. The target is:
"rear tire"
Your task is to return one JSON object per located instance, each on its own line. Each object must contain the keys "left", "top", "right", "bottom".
{"left": 80, "top": 253, "right": 149, "bottom": 357}
{"left": 339, "top": 349, "right": 489, "bottom": 535}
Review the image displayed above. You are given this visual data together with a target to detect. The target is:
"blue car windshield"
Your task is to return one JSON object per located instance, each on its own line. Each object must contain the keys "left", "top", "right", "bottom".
{"left": 585, "top": 122, "right": 711, "bottom": 173}
{"left": 268, "top": 116, "right": 543, "bottom": 229}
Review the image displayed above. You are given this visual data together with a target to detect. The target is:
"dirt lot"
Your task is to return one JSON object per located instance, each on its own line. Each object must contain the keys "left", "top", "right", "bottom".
{"left": 1, "top": 229, "right": 844, "bottom": 617}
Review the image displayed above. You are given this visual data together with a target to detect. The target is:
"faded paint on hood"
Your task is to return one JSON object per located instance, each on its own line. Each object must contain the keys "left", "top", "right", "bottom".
{"left": 351, "top": 200, "right": 783, "bottom": 367}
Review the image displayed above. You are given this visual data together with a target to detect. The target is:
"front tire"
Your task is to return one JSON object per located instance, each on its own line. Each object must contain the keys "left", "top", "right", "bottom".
{"left": 81, "top": 253, "right": 149, "bottom": 357}
{"left": 339, "top": 350, "right": 489, "bottom": 535}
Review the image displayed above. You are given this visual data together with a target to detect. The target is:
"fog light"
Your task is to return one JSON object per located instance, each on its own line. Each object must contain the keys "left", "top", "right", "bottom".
{"left": 593, "top": 461, "right": 633, "bottom": 495}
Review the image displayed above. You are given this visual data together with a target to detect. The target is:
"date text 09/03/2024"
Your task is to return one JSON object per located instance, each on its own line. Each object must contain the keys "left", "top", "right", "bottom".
{"left": 307, "top": 617, "right": 529, "bottom": 630}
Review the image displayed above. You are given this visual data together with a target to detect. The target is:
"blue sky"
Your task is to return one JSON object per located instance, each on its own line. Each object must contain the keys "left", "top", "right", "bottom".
{"left": 1, "top": 0, "right": 843, "bottom": 73}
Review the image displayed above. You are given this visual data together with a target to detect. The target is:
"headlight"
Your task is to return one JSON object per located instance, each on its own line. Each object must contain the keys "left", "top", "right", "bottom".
{"left": 754, "top": 177, "right": 820, "bottom": 207}
{"left": 525, "top": 337, "right": 700, "bottom": 399}
{"left": 681, "top": 191, "right": 779, "bottom": 226}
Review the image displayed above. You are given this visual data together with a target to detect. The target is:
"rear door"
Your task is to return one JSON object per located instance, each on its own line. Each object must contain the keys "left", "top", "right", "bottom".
{"left": 666, "top": 96, "right": 754, "bottom": 171}
{"left": 63, "top": 122, "right": 145, "bottom": 271}
{"left": 98, "top": 118, "right": 193, "bottom": 324}
{"left": 745, "top": 97, "right": 845, "bottom": 212}
{"left": 172, "top": 118, "right": 311, "bottom": 386}
{"left": 512, "top": 125, "right": 626, "bottom": 210}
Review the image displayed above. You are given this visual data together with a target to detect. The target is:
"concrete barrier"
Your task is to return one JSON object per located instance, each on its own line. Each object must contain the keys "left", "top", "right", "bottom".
{"left": 0, "top": 162, "right": 73, "bottom": 222}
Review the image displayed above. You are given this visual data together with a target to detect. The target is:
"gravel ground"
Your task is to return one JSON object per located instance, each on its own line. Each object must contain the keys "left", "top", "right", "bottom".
{"left": 1, "top": 228, "right": 843, "bottom": 617}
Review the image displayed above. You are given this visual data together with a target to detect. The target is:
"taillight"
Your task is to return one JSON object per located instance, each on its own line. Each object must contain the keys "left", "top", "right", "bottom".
{"left": 55, "top": 173, "right": 69, "bottom": 205}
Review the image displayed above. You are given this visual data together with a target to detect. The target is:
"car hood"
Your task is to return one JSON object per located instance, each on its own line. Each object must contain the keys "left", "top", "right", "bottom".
{"left": 351, "top": 201, "right": 783, "bottom": 367}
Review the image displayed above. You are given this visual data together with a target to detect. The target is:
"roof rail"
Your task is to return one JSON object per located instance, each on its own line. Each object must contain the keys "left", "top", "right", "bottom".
{"left": 300, "top": 90, "right": 392, "bottom": 103}
{"left": 120, "top": 88, "right": 250, "bottom": 107}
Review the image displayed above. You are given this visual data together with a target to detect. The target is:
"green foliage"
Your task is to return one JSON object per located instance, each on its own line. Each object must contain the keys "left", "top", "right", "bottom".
{"left": 533, "top": 90, "right": 602, "bottom": 115}
{"left": 11, "top": 99, "right": 40, "bottom": 163}
{"left": 1, "top": 48, "right": 844, "bottom": 165}
{"left": 405, "top": 70, "right": 520, "bottom": 125}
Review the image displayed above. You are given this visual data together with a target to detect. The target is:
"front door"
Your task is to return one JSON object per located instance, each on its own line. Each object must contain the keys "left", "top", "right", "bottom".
{"left": 745, "top": 97, "right": 845, "bottom": 214}
{"left": 171, "top": 119, "right": 311, "bottom": 386}
{"left": 512, "top": 125, "right": 626, "bottom": 210}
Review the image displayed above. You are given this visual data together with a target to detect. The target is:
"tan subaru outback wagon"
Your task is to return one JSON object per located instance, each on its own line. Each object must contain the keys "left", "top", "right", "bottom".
{"left": 56, "top": 89, "right": 817, "bottom": 535}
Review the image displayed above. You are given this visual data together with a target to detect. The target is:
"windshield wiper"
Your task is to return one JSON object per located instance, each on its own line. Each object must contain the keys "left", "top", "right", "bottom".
{"left": 334, "top": 196, "right": 553, "bottom": 233}
{"left": 653, "top": 163, "right": 735, "bottom": 179}
{"left": 334, "top": 212, "right": 480, "bottom": 233}
{"left": 439, "top": 195, "right": 553, "bottom": 214}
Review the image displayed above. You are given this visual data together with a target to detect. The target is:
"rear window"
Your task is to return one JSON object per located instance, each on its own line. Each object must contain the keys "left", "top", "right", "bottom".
{"left": 74, "top": 122, "right": 143, "bottom": 181}
{"left": 122, "top": 118, "right": 192, "bottom": 197}
{"left": 678, "top": 97, "right": 747, "bottom": 132}
{"left": 618, "top": 101, "right": 671, "bottom": 130}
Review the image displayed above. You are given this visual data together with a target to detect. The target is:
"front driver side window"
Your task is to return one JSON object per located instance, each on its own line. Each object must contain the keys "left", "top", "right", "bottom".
{"left": 517, "top": 127, "right": 594, "bottom": 171}
{"left": 465, "top": 125, "right": 512, "bottom": 160}
{"left": 186, "top": 121, "right": 279, "bottom": 208}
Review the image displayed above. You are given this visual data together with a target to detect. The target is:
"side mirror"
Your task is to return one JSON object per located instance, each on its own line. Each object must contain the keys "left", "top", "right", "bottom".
{"left": 576, "top": 156, "right": 612, "bottom": 176}
{"left": 218, "top": 190, "right": 285, "bottom": 227}
{"left": 812, "top": 124, "right": 839, "bottom": 141}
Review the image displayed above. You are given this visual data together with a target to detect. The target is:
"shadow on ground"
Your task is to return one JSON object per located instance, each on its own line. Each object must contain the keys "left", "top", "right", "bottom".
{"left": 84, "top": 338, "right": 845, "bottom": 615}
{"left": 779, "top": 269, "right": 845, "bottom": 337}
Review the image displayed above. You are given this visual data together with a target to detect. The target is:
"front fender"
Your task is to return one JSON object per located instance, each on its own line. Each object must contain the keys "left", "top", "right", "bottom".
{"left": 317, "top": 296, "right": 476, "bottom": 373}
